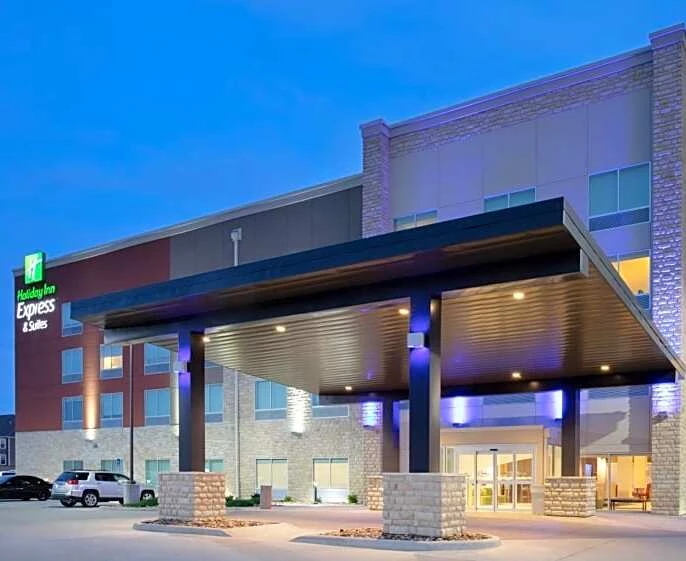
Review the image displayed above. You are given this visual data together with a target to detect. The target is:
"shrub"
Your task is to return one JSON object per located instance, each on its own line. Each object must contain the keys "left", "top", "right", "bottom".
{"left": 128, "top": 497, "right": 158, "bottom": 508}
{"left": 347, "top": 494, "right": 358, "bottom": 504}
{"left": 282, "top": 496, "right": 294, "bottom": 503}
{"left": 226, "top": 495, "right": 260, "bottom": 507}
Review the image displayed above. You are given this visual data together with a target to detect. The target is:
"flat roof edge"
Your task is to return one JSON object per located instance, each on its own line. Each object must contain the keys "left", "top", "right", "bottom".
{"left": 13, "top": 173, "right": 363, "bottom": 275}
{"left": 388, "top": 46, "right": 652, "bottom": 137}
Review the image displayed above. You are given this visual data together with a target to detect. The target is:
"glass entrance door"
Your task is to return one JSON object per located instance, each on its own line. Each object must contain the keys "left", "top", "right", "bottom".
{"left": 444, "top": 446, "right": 534, "bottom": 511}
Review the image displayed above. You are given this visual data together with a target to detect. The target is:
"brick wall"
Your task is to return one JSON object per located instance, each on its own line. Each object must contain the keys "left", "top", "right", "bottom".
{"left": 649, "top": 26, "right": 686, "bottom": 516}
{"left": 159, "top": 472, "right": 225, "bottom": 519}
{"left": 361, "top": 120, "right": 392, "bottom": 237}
{"left": 544, "top": 477, "right": 596, "bottom": 517}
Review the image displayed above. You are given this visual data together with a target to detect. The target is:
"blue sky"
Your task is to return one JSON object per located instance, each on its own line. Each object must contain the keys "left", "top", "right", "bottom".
{"left": 0, "top": 1, "right": 684, "bottom": 413}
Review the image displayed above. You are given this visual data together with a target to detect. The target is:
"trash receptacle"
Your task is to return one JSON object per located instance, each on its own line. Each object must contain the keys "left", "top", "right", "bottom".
{"left": 531, "top": 483, "right": 544, "bottom": 515}
{"left": 260, "top": 485, "right": 272, "bottom": 509}
{"left": 122, "top": 482, "right": 141, "bottom": 506}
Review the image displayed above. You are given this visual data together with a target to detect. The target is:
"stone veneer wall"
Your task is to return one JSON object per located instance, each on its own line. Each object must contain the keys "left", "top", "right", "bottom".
{"left": 158, "top": 472, "right": 225, "bottom": 519}
{"left": 361, "top": 120, "right": 391, "bottom": 237}
{"left": 649, "top": 25, "right": 686, "bottom": 517}
{"left": 544, "top": 477, "right": 596, "bottom": 517}
{"left": 367, "top": 475, "right": 383, "bottom": 510}
{"left": 383, "top": 473, "right": 466, "bottom": 538}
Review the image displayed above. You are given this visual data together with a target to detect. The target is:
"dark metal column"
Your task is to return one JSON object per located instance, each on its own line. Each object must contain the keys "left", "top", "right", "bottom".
{"left": 561, "top": 386, "right": 581, "bottom": 476}
{"left": 178, "top": 330, "right": 206, "bottom": 472}
{"left": 381, "top": 400, "right": 399, "bottom": 473}
{"left": 408, "top": 292, "right": 442, "bottom": 473}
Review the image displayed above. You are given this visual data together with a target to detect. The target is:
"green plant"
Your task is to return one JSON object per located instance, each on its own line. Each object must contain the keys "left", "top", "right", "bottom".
{"left": 347, "top": 494, "right": 359, "bottom": 504}
{"left": 225, "top": 495, "right": 260, "bottom": 507}
{"left": 128, "top": 497, "right": 158, "bottom": 508}
{"left": 282, "top": 496, "right": 294, "bottom": 503}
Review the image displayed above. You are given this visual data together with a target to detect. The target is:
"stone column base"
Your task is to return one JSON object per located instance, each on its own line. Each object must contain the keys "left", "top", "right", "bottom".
{"left": 367, "top": 475, "right": 383, "bottom": 510}
{"left": 544, "top": 476, "right": 595, "bottom": 517}
{"left": 383, "top": 473, "right": 466, "bottom": 538}
{"left": 159, "top": 472, "right": 225, "bottom": 520}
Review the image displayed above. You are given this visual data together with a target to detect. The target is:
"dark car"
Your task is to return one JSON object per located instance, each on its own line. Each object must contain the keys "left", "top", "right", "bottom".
{"left": 0, "top": 474, "right": 52, "bottom": 501}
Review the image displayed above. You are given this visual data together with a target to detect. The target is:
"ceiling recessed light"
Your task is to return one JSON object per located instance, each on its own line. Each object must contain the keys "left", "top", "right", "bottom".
{"left": 344, "top": 385, "right": 353, "bottom": 392}
{"left": 398, "top": 308, "right": 410, "bottom": 316}
{"left": 275, "top": 325, "right": 286, "bottom": 333}
{"left": 513, "top": 291, "right": 525, "bottom": 301}
{"left": 600, "top": 364, "right": 610, "bottom": 372}
{"left": 202, "top": 335, "right": 211, "bottom": 343}
{"left": 511, "top": 371, "right": 522, "bottom": 380}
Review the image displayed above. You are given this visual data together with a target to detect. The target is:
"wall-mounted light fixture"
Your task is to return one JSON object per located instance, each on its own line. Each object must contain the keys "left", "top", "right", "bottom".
{"left": 407, "top": 332, "right": 425, "bottom": 349}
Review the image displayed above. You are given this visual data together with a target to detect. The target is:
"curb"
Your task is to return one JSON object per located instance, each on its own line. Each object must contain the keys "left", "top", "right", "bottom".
{"left": 291, "top": 534, "right": 500, "bottom": 551}
{"left": 132, "top": 522, "right": 230, "bottom": 537}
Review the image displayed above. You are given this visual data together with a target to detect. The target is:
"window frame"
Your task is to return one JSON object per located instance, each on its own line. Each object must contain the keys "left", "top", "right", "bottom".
{"left": 100, "top": 344, "right": 124, "bottom": 379}
{"left": 61, "top": 347, "right": 83, "bottom": 384}
{"left": 144, "top": 343, "right": 171, "bottom": 375}
{"left": 61, "top": 302, "right": 83, "bottom": 337}
{"left": 100, "top": 392, "right": 124, "bottom": 428}
{"left": 311, "top": 394, "right": 349, "bottom": 419}
{"left": 611, "top": 250, "right": 651, "bottom": 310}
{"left": 205, "top": 383, "right": 224, "bottom": 423}
{"left": 254, "top": 380, "right": 288, "bottom": 420}
{"left": 62, "top": 396, "right": 83, "bottom": 430}
{"left": 588, "top": 162, "right": 651, "bottom": 230}
{"left": 144, "top": 388, "right": 171, "bottom": 426}
{"left": 256, "top": 458, "right": 288, "bottom": 498}
{"left": 484, "top": 187, "right": 536, "bottom": 212}
{"left": 392, "top": 209, "right": 438, "bottom": 231}
{"left": 313, "top": 457, "right": 349, "bottom": 490}
{"left": 144, "top": 458, "right": 171, "bottom": 487}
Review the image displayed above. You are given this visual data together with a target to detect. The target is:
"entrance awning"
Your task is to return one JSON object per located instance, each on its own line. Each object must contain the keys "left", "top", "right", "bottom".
{"left": 72, "top": 198, "right": 684, "bottom": 397}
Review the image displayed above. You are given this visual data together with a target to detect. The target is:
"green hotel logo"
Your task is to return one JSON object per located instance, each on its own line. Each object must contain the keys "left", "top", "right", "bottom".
{"left": 24, "top": 252, "right": 45, "bottom": 285}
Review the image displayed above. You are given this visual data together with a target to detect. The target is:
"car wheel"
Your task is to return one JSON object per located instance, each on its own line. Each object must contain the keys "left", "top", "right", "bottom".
{"left": 60, "top": 498, "right": 76, "bottom": 508}
{"left": 37, "top": 490, "right": 49, "bottom": 501}
{"left": 81, "top": 491, "right": 99, "bottom": 508}
{"left": 140, "top": 491, "right": 154, "bottom": 502}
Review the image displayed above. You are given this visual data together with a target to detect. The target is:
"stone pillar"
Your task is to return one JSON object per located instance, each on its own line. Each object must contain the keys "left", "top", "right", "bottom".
{"left": 383, "top": 473, "right": 466, "bottom": 537}
{"left": 544, "top": 477, "right": 596, "bottom": 517}
{"left": 649, "top": 23, "right": 686, "bottom": 516}
{"left": 361, "top": 119, "right": 392, "bottom": 237}
{"left": 159, "top": 472, "right": 225, "bottom": 520}
{"left": 367, "top": 475, "right": 383, "bottom": 511}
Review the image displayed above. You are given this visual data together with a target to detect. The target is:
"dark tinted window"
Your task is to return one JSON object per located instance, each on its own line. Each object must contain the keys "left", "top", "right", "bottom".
{"left": 55, "top": 471, "right": 88, "bottom": 482}
{"left": 95, "top": 473, "right": 116, "bottom": 482}
{"left": 23, "top": 476, "right": 43, "bottom": 485}
{"left": 114, "top": 474, "right": 130, "bottom": 483}
{"left": 0, "top": 475, "right": 14, "bottom": 485}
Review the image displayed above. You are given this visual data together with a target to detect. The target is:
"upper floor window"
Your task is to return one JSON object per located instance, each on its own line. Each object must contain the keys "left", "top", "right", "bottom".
{"left": 100, "top": 344, "right": 123, "bottom": 379}
{"left": 255, "top": 380, "right": 287, "bottom": 420}
{"left": 611, "top": 252, "right": 650, "bottom": 310}
{"left": 393, "top": 210, "right": 438, "bottom": 231}
{"left": 61, "top": 347, "right": 83, "bottom": 384}
{"left": 484, "top": 188, "right": 535, "bottom": 212}
{"left": 311, "top": 394, "right": 349, "bottom": 419}
{"left": 61, "top": 303, "right": 83, "bottom": 337}
{"left": 62, "top": 396, "right": 83, "bottom": 430}
{"left": 144, "top": 388, "right": 170, "bottom": 425}
{"left": 100, "top": 392, "right": 123, "bottom": 428}
{"left": 144, "top": 344, "right": 171, "bottom": 374}
{"left": 205, "top": 383, "right": 224, "bottom": 423}
{"left": 589, "top": 163, "right": 650, "bottom": 231}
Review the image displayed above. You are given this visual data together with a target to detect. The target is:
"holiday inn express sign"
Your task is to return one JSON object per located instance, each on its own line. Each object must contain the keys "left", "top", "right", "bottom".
{"left": 16, "top": 251, "right": 58, "bottom": 334}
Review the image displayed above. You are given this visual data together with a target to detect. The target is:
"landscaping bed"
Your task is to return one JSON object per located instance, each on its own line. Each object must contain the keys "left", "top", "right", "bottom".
{"left": 324, "top": 528, "right": 491, "bottom": 541}
{"left": 141, "top": 517, "right": 273, "bottom": 529}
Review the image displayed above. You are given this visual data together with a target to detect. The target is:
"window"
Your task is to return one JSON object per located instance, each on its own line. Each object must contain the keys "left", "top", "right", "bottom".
{"left": 589, "top": 163, "right": 650, "bottom": 231}
{"left": 256, "top": 459, "right": 288, "bottom": 499}
{"left": 393, "top": 210, "right": 438, "bottom": 231}
{"left": 144, "top": 388, "right": 170, "bottom": 425}
{"left": 484, "top": 188, "right": 535, "bottom": 212}
{"left": 611, "top": 252, "right": 650, "bottom": 309}
{"left": 0, "top": 438, "right": 7, "bottom": 450}
{"left": 61, "top": 347, "right": 83, "bottom": 384}
{"left": 313, "top": 458, "right": 349, "bottom": 489}
{"left": 205, "top": 384, "right": 224, "bottom": 422}
{"left": 62, "top": 396, "right": 83, "bottom": 430}
{"left": 95, "top": 472, "right": 117, "bottom": 482}
{"left": 311, "top": 394, "right": 349, "bottom": 418}
{"left": 144, "top": 344, "right": 171, "bottom": 374}
{"left": 100, "top": 344, "right": 123, "bottom": 379}
{"left": 255, "top": 380, "right": 287, "bottom": 420}
{"left": 63, "top": 460, "right": 84, "bottom": 471}
{"left": 205, "top": 459, "right": 224, "bottom": 473}
{"left": 100, "top": 459, "right": 124, "bottom": 473}
{"left": 61, "top": 302, "right": 83, "bottom": 337}
{"left": 144, "top": 459, "right": 170, "bottom": 487}
{"left": 0, "top": 454, "right": 6, "bottom": 466}
{"left": 100, "top": 392, "right": 123, "bottom": 428}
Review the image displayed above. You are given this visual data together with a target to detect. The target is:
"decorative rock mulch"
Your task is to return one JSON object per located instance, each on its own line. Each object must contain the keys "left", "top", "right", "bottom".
{"left": 142, "top": 517, "right": 272, "bottom": 529}
{"left": 324, "top": 528, "right": 491, "bottom": 541}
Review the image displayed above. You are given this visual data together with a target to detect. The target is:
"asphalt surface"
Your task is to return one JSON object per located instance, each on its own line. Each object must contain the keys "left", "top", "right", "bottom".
{"left": 1, "top": 499, "right": 685, "bottom": 560}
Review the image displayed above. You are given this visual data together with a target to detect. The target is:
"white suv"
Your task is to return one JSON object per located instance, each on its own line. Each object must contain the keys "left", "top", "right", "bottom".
{"left": 51, "top": 470, "right": 155, "bottom": 507}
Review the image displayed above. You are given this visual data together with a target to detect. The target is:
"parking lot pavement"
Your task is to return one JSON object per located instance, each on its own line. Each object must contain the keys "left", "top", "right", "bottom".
{"left": 2, "top": 500, "right": 686, "bottom": 561}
